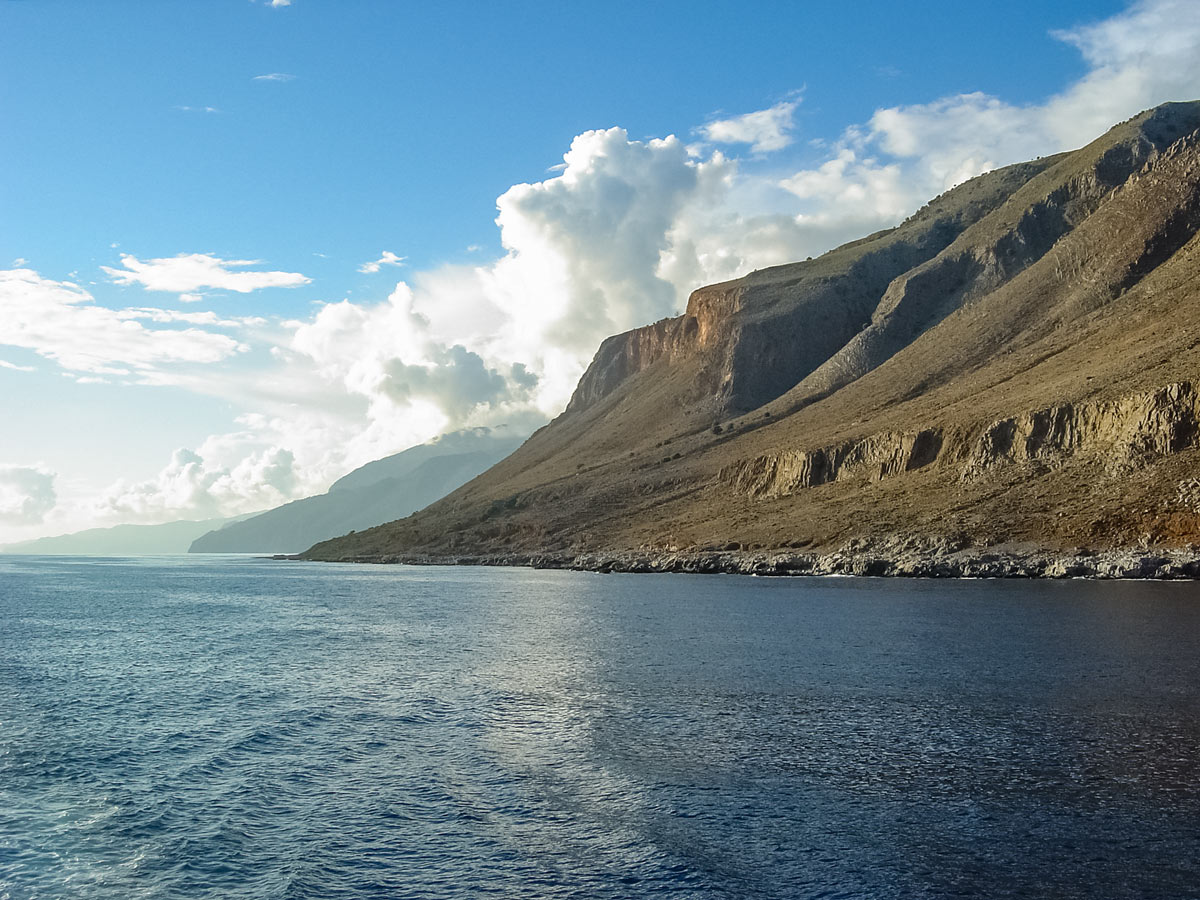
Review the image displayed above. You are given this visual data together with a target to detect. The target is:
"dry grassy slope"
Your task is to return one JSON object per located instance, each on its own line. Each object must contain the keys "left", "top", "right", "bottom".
{"left": 305, "top": 101, "right": 1200, "bottom": 561}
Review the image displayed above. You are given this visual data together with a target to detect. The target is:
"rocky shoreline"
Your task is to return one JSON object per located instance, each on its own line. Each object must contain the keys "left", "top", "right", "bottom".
{"left": 294, "top": 540, "right": 1200, "bottom": 579}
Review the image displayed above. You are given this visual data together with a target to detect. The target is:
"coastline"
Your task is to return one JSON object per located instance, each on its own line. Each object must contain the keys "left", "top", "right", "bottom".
{"left": 292, "top": 543, "right": 1200, "bottom": 579}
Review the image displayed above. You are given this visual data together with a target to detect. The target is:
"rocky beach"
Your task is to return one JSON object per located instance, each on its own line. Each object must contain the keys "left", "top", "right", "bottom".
{"left": 292, "top": 539, "right": 1200, "bottom": 580}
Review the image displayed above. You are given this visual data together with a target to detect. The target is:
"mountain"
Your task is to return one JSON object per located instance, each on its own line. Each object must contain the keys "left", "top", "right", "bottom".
{"left": 304, "top": 102, "right": 1200, "bottom": 570}
{"left": 1, "top": 515, "right": 245, "bottom": 555}
{"left": 190, "top": 428, "right": 527, "bottom": 553}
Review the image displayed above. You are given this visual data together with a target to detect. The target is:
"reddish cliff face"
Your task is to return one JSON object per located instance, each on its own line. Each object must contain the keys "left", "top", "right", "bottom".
{"left": 562, "top": 285, "right": 749, "bottom": 414}
{"left": 564, "top": 315, "right": 697, "bottom": 413}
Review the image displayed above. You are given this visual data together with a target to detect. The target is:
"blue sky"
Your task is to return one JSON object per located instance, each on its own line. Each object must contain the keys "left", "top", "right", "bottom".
{"left": 2, "top": 0, "right": 1126, "bottom": 281}
{"left": 1, "top": 0, "right": 1197, "bottom": 541}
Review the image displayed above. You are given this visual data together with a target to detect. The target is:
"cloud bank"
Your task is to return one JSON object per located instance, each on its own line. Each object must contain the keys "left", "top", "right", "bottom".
{"left": 0, "top": 466, "right": 57, "bottom": 525}
{"left": 96, "top": 446, "right": 296, "bottom": 522}
{"left": 0, "top": 269, "right": 247, "bottom": 378}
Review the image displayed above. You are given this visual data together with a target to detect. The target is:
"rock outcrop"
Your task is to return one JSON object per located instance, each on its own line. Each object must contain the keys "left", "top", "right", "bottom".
{"left": 963, "top": 382, "right": 1199, "bottom": 477}
{"left": 720, "top": 428, "right": 945, "bottom": 497}
{"left": 721, "top": 382, "right": 1200, "bottom": 498}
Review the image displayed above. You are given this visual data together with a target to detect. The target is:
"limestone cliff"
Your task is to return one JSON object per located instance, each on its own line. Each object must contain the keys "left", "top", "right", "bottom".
{"left": 721, "top": 383, "right": 1200, "bottom": 498}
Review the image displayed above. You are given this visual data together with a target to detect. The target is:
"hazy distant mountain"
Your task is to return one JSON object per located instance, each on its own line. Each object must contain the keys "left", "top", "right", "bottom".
{"left": 1, "top": 516, "right": 244, "bottom": 555}
{"left": 304, "top": 102, "right": 1200, "bottom": 564}
{"left": 189, "top": 427, "right": 528, "bottom": 554}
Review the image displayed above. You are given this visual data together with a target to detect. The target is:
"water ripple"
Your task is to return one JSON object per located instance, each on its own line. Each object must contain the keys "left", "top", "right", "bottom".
{"left": 2, "top": 557, "right": 1200, "bottom": 898}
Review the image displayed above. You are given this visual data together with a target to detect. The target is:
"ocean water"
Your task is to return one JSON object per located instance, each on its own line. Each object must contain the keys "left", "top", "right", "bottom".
{"left": 2, "top": 557, "right": 1200, "bottom": 899}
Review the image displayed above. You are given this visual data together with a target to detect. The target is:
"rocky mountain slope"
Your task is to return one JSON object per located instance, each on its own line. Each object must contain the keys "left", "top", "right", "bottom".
{"left": 191, "top": 428, "right": 525, "bottom": 553}
{"left": 304, "top": 101, "right": 1200, "bottom": 569}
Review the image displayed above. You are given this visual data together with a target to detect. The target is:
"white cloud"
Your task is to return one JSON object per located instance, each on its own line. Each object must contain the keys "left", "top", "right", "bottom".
{"left": 358, "top": 250, "right": 406, "bottom": 274}
{"left": 0, "top": 466, "right": 56, "bottom": 525}
{"left": 102, "top": 253, "right": 311, "bottom": 294}
{"left": 775, "top": 0, "right": 1200, "bottom": 231}
{"left": 269, "top": 0, "right": 292, "bottom": 6}
{"left": 285, "top": 282, "right": 535, "bottom": 444}
{"left": 0, "top": 268, "right": 247, "bottom": 377}
{"left": 175, "top": 106, "right": 220, "bottom": 114}
{"left": 1049, "top": 0, "right": 1200, "bottom": 140}
{"left": 486, "top": 128, "right": 710, "bottom": 367}
{"left": 0, "top": 359, "right": 35, "bottom": 372}
{"left": 96, "top": 445, "right": 297, "bottom": 523}
{"left": 253, "top": 72, "right": 295, "bottom": 82}
{"left": 779, "top": 146, "right": 912, "bottom": 223}
{"left": 700, "top": 98, "right": 801, "bottom": 153}
{"left": 114, "top": 308, "right": 266, "bottom": 328}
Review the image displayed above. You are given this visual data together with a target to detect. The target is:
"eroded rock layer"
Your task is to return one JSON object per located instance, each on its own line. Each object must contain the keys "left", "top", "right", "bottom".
{"left": 722, "top": 382, "right": 1200, "bottom": 497}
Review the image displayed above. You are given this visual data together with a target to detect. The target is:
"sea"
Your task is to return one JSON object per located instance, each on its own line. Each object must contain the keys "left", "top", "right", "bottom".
{"left": 2, "top": 555, "right": 1200, "bottom": 899}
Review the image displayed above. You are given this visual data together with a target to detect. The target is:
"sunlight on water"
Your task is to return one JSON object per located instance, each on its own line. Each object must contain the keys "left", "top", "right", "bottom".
{"left": 2, "top": 556, "right": 1200, "bottom": 898}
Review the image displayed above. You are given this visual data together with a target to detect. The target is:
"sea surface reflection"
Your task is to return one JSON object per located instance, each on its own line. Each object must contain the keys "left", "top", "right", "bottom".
{"left": 2, "top": 556, "right": 1199, "bottom": 898}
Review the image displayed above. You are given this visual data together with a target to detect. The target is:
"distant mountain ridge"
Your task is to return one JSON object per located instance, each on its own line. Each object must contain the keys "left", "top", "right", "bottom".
{"left": 190, "top": 428, "right": 527, "bottom": 553}
{"left": 0, "top": 515, "right": 247, "bottom": 555}
{"left": 301, "top": 101, "right": 1200, "bottom": 567}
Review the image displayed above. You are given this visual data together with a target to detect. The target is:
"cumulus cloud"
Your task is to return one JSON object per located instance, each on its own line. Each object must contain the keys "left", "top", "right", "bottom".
{"left": 699, "top": 98, "right": 801, "bottom": 153}
{"left": 0, "top": 268, "right": 246, "bottom": 377}
{"left": 0, "top": 466, "right": 57, "bottom": 525}
{"left": 488, "top": 128, "right": 708, "bottom": 359}
{"left": 255, "top": 124, "right": 850, "bottom": 461}
{"left": 286, "top": 282, "right": 535, "bottom": 442}
{"left": 96, "top": 445, "right": 297, "bottom": 523}
{"left": 382, "top": 345, "right": 509, "bottom": 422}
{"left": 102, "top": 253, "right": 310, "bottom": 294}
{"left": 249, "top": 129, "right": 746, "bottom": 467}
{"left": 1049, "top": 0, "right": 1200, "bottom": 139}
{"left": 253, "top": 72, "right": 295, "bottom": 82}
{"left": 358, "top": 250, "right": 406, "bottom": 273}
